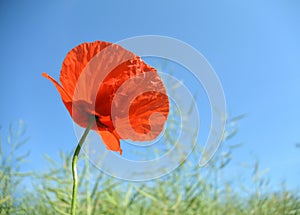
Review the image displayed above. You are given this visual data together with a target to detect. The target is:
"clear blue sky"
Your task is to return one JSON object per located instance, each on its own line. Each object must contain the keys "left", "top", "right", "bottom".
{"left": 1, "top": 0, "right": 299, "bottom": 189}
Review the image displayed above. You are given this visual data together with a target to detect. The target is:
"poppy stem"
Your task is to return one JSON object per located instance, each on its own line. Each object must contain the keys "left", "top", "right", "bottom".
{"left": 71, "top": 117, "right": 94, "bottom": 215}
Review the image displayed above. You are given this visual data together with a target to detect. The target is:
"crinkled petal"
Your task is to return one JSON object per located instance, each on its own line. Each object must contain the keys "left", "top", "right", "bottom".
{"left": 109, "top": 70, "right": 169, "bottom": 141}
{"left": 60, "top": 41, "right": 112, "bottom": 99}
{"left": 60, "top": 41, "right": 136, "bottom": 106}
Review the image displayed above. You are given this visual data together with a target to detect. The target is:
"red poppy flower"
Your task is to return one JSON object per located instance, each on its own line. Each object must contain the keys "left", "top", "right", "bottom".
{"left": 42, "top": 41, "right": 169, "bottom": 155}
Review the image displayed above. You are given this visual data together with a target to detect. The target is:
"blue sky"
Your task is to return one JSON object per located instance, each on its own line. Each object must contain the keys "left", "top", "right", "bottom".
{"left": 1, "top": 0, "right": 300, "bottom": 189}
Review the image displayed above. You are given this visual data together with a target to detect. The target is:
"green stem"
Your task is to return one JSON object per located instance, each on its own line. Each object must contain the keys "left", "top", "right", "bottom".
{"left": 71, "top": 117, "right": 94, "bottom": 215}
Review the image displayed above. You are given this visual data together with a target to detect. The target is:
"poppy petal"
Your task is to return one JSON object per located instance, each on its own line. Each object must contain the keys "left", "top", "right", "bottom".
{"left": 95, "top": 57, "right": 156, "bottom": 116}
{"left": 60, "top": 41, "right": 112, "bottom": 99}
{"left": 112, "top": 92, "right": 169, "bottom": 142}
{"left": 60, "top": 41, "right": 135, "bottom": 105}
{"left": 108, "top": 70, "right": 169, "bottom": 141}
{"left": 43, "top": 41, "right": 169, "bottom": 155}
{"left": 97, "top": 130, "right": 122, "bottom": 155}
{"left": 42, "top": 72, "right": 73, "bottom": 114}
{"left": 129, "top": 92, "right": 169, "bottom": 139}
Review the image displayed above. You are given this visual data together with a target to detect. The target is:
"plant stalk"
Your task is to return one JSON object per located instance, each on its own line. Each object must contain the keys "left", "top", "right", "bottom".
{"left": 71, "top": 117, "right": 94, "bottom": 215}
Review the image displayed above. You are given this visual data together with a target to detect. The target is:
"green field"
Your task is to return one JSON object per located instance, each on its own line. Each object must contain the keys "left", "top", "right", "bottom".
{"left": 1, "top": 120, "right": 299, "bottom": 215}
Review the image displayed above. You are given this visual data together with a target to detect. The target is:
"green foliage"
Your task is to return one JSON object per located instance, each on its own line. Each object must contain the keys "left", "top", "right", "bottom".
{"left": 0, "top": 120, "right": 31, "bottom": 215}
{"left": 1, "top": 118, "right": 300, "bottom": 215}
